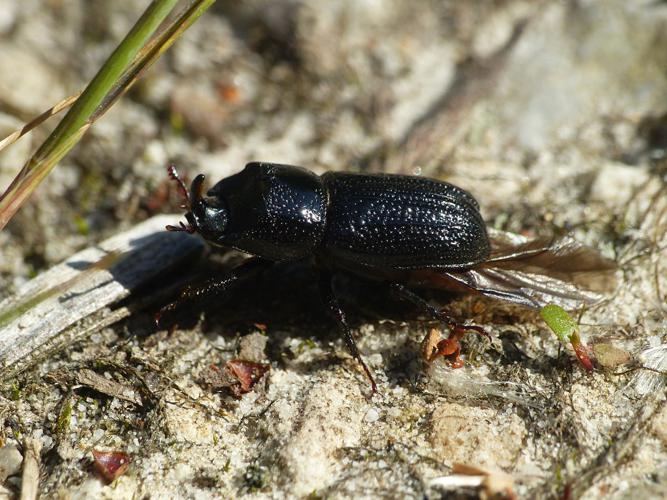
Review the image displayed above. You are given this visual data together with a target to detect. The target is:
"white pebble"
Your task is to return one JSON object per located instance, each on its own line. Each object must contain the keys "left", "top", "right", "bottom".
{"left": 0, "top": 446, "right": 22, "bottom": 482}
{"left": 364, "top": 408, "right": 380, "bottom": 423}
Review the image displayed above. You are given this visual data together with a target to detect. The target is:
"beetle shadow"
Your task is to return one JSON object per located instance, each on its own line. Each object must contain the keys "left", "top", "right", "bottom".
{"left": 61, "top": 230, "right": 204, "bottom": 305}
{"left": 142, "top": 254, "right": 477, "bottom": 385}
{"left": 151, "top": 257, "right": 419, "bottom": 341}
{"left": 109, "top": 245, "right": 425, "bottom": 358}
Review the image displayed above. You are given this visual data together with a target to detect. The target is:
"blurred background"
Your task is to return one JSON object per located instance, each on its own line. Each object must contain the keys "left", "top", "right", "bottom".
{"left": 1, "top": 1, "right": 667, "bottom": 498}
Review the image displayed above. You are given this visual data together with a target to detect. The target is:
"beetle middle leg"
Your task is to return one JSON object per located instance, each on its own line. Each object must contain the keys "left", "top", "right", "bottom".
{"left": 156, "top": 257, "right": 271, "bottom": 326}
{"left": 318, "top": 269, "right": 377, "bottom": 393}
{"left": 389, "top": 282, "right": 490, "bottom": 366}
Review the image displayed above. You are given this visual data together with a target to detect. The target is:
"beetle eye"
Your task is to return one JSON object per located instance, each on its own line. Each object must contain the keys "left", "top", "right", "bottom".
{"left": 193, "top": 204, "right": 228, "bottom": 242}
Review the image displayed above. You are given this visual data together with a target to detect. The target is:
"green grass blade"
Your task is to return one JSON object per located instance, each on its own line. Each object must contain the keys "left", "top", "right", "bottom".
{"left": 93, "top": 0, "right": 217, "bottom": 121}
{"left": 33, "top": 0, "right": 179, "bottom": 163}
{"left": 0, "top": 0, "right": 179, "bottom": 230}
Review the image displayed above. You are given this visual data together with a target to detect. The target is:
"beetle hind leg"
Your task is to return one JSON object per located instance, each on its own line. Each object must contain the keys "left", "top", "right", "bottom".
{"left": 390, "top": 283, "right": 490, "bottom": 367}
{"left": 318, "top": 270, "right": 377, "bottom": 394}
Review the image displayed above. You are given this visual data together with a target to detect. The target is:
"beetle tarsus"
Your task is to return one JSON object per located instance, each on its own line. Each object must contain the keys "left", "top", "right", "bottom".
{"left": 319, "top": 270, "right": 377, "bottom": 394}
{"left": 154, "top": 311, "right": 163, "bottom": 328}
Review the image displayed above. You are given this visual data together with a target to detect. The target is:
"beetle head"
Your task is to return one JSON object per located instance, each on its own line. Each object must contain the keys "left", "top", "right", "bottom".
{"left": 165, "top": 166, "right": 228, "bottom": 242}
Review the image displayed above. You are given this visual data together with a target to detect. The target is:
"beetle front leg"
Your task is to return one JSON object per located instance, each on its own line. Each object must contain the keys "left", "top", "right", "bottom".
{"left": 155, "top": 257, "right": 271, "bottom": 326}
{"left": 318, "top": 270, "right": 377, "bottom": 394}
{"left": 390, "top": 283, "right": 489, "bottom": 367}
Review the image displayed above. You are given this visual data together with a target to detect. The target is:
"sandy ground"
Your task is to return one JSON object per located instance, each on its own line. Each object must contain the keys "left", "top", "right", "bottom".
{"left": 1, "top": 1, "right": 667, "bottom": 498}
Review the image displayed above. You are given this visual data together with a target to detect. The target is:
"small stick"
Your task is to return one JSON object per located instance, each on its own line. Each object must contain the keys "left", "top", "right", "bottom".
{"left": 20, "top": 437, "right": 42, "bottom": 500}
{"left": 0, "top": 215, "right": 204, "bottom": 380}
{"left": 76, "top": 368, "right": 144, "bottom": 406}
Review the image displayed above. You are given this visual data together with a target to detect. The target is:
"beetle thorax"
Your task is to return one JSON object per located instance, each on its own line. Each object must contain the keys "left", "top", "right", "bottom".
{"left": 205, "top": 163, "right": 328, "bottom": 261}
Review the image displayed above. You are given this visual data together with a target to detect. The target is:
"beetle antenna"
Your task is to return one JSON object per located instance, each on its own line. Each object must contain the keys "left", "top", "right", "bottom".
{"left": 166, "top": 166, "right": 200, "bottom": 233}
{"left": 167, "top": 165, "right": 191, "bottom": 207}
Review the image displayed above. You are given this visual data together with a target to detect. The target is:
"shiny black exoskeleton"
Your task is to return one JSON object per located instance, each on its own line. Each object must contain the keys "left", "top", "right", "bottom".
{"left": 162, "top": 162, "right": 616, "bottom": 392}
{"left": 184, "top": 162, "right": 490, "bottom": 270}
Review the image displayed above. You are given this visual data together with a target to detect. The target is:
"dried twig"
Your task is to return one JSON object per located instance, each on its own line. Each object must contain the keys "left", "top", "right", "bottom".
{"left": 76, "top": 369, "right": 144, "bottom": 406}
{"left": 0, "top": 215, "right": 204, "bottom": 380}
{"left": 0, "top": 93, "right": 81, "bottom": 154}
{"left": 19, "top": 437, "right": 42, "bottom": 500}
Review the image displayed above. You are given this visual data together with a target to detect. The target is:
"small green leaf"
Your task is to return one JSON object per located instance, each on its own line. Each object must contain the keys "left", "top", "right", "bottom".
{"left": 56, "top": 402, "right": 73, "bottom": 435}
{"left": 73, "top": 214, "right": 89, "bottom": 236}
{"left": 540, "top": 304, "right": 594, "bottom": 371}
{"left": 10, "top": 382, "right": 21, "bottom": 401}
{"left": 540, "top": 304, "right": 577, "bottom": 344}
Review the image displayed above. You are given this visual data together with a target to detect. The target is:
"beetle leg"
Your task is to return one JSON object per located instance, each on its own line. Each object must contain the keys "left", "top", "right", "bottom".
{"left": 390, "top": 283, "right": 489, "bottom": 367}
{"left": 318, "top": 270, "right": 377, "bottom": 394}
{"left": 155, "top": 257, "right": 271, "bottom": 326}
{"left": 389, "top": 282, "right": 466, "bottom": 330}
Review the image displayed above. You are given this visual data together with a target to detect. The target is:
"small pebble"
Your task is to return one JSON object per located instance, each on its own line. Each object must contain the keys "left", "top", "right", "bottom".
{"left": 41, "top": 435, "right": 54, "bottom": 450}
{"left": 364, "top": 408, "right": 380, "bottom": 423}
{"left": 0, "top": 446, "right": 22, "bottom": 482}
{"left": 592, "top": 343, "right": 632, "bottom": 368}
{"left": 238, "top": 332, "right": 268, "bottom": 363}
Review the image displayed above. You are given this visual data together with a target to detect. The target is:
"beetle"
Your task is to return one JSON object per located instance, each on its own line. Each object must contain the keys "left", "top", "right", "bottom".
{"left": 159, "top": 162, "right": 616, "bottom": 392}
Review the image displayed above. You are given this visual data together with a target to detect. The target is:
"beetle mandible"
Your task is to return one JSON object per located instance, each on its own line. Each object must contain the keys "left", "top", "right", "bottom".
{"left": 160, "top": 162, "right": 616, "bottom": 392}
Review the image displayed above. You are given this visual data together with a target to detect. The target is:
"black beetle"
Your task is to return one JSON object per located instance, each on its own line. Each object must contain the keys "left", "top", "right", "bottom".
{"left": 160, "top": 162, "right": 616, "bottom": 391}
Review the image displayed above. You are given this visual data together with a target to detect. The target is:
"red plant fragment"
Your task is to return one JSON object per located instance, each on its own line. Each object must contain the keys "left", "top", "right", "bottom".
{"left": 572, "top": 340, "right": 594, "bottom": 372}
{"left": 420, "top": 325, "right": 490, "bottom": 369}
{"left": 225, "top": 359, "right": 269, "bottom": 397}
{"left": 92, "top": 450, "right": 131, "bottom": 483}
